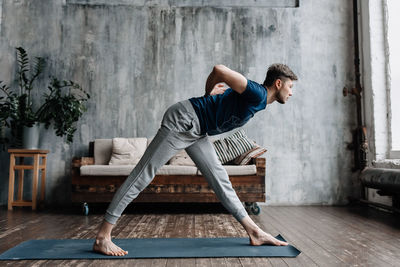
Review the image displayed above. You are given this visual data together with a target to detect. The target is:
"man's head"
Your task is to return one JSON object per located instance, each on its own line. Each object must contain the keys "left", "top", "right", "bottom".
{"left": 263, "top": 63, "right": 298, "bottom": 104}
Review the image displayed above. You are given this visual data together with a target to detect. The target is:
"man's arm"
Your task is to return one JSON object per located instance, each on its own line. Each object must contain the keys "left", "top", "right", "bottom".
{"left": 205, "top": 65, "right": 248, "bottom": 96}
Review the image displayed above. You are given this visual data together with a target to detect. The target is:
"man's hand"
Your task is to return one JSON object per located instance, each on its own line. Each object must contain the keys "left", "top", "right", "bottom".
{"left": 209, "top": 83, "right": 228, "bottom": 96}
{"left": 204, "top": 65, "right": 247, "bottom": 96}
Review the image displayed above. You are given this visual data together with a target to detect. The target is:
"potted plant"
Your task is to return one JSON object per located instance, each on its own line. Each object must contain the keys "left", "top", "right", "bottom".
{"left": 0, "top": 47, "right": 44, "bottom": 149}
{"left": 0, "top": 82, "right": 15, "bottom": 149}
{"left": 36, "top": 77, "right": 90, "bottom": 144}
{"left": 0, "top": 47, "right": 90, "bottom": 150}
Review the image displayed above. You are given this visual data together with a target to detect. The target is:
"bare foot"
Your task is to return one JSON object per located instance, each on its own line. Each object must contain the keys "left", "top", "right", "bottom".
{"left": 249, "top": 230, "right": 289, "bottom": 246}
{"left": 93, "top": 237, "right": 128, "bottom": 256}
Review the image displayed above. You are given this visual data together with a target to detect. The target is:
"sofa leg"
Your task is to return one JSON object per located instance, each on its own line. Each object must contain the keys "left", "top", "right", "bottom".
{"left": 82, "top": 202, "right": 89, "bottom": 216}
{"left": 244, "top": 202, "right": 261, "bottom": 215}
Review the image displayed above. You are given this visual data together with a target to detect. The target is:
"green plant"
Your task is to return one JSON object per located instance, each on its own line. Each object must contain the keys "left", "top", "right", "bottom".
{"left": 0, "top": 82, "right": 15, "bottom": 147}
{"left": 36, "top": 77, "right": 90, "bottom": 144}
{"left": 0, "top": 47, "right": 47, "bottom": 149}
{"left": 15, "top": 47, "right": 46, "bottom": 127}
{"left": 0, "top": 47, "right": 90, "bottom": 148}
{"left": 0, "top": 81, "right": 14, "bottom": 128}
{"left": 1, "top": 78, "right": 19, "bottom": 149}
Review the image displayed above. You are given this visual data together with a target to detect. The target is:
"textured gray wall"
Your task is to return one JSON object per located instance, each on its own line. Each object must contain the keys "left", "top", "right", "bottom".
{"left": 0, "top": 0, "right": 358, "bottom": 206}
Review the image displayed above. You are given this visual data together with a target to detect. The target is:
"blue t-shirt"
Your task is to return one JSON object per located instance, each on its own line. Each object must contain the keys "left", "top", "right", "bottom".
{"left": 188, "top": 79, "right": 267, "bottom": 136}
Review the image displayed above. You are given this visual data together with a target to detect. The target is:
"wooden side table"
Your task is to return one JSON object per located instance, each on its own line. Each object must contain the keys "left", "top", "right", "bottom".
{"left": 8, "top": 149, "right": 50, "bottom": 210}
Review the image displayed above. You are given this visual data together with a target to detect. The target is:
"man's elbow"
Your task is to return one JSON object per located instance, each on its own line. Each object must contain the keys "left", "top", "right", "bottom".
{"left": 213, "top": 64, "right": 228, "bottom": 77}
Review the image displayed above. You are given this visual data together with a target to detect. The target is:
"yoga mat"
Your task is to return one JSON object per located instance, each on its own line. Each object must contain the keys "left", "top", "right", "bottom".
{"left": 0, "top": 234, "right": 300, "bottom": 260}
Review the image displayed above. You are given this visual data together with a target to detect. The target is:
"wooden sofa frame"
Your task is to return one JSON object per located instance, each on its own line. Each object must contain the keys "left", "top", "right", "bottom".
{"left": 71, "top": 141, "right": 266, "bottom": 214}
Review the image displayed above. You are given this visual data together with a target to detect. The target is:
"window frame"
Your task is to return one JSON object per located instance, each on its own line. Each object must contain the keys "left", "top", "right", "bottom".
{"left": 360, "top": 0, "right": 400, "bottom": 165}
{"left": 385, "top": 0, "right": 400, "bottom": 159}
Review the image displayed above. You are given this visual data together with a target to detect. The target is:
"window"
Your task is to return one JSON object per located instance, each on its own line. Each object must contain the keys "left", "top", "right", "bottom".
{"left": 386, "top": 0, "right": 400, "bottom": 158}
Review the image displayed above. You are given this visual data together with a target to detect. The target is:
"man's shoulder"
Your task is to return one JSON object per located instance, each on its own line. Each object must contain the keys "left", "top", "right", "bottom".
{"left": 241, "top": 79, "right": 267, "bottom": 102}
{"left": 246, "top": 79, "right": 265, "bottom": 89}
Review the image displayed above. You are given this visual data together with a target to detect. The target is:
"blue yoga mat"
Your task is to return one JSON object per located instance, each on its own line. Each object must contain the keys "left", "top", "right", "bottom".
{"left": 0, "top": 234, "right": 300, "bottom": 260}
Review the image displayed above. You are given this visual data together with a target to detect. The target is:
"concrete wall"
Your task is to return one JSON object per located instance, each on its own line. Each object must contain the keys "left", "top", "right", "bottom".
{"left": 0, "top": 0, "right": 358, "bottom": 206}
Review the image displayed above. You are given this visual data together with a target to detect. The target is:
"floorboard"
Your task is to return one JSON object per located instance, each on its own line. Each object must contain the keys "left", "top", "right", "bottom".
{"left": 289, "top": 206, "right": 399, "bottom": 266}
{"left": 0, "top": 204, "right": 399, "bottom": 266}
{"left": 262, "top": 206, "right": 342, "bottom": 266}
{"left": 278, "top": 206, "right": 387, "bottom": 266}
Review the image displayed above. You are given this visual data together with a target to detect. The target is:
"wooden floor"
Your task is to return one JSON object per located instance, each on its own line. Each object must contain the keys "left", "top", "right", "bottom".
{"left": 0, "top": 203, "right": 399, "bottom": 266}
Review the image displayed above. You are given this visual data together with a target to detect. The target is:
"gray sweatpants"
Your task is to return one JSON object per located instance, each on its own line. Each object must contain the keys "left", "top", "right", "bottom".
{"left": 105, "top": 99, "right": 248, "bottom": 224}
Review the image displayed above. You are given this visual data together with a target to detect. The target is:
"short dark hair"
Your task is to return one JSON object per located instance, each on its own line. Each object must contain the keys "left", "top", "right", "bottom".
{"left": 263, "top": 63, "right": 298, "bottom": 87}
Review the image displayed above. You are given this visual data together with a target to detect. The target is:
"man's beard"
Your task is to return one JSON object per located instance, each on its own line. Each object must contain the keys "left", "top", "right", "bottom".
{"left": 276, "top": 91, "right": 286, "bottom": 104}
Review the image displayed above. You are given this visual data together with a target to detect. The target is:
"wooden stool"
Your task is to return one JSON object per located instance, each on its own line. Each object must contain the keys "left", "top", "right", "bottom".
{"left": 8, "top": 149, "right": 50, "bottom": 210}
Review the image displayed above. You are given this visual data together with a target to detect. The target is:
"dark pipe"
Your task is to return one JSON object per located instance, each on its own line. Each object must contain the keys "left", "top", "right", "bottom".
{"left": 353, "top": 0, "right": 362, "bottom": 126}
{"left": 350, "top": 0, "right": 368, "bottom": 171}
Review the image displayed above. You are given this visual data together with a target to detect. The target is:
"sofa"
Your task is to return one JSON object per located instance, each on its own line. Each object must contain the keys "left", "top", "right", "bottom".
{"left": 71, "top": 130, "right": 266, "bottom": 215}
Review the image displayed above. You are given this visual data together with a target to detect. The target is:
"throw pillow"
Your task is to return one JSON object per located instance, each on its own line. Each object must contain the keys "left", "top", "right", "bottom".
{"left": 108, "top": 137, "right": 148, "bottom": 165}
{"left": 168, "top": 149, "right": 196, "bottom": 166}
{"left": 233, "top": 143, "right": 267, "bottom": 165}
{"left": 212, "top": 129, "right": 256, "bottom": 164}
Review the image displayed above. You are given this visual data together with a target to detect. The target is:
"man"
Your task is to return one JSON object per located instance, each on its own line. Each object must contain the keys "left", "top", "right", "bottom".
{"left": 93, "top": 63, "right": 298, "bottom": 256}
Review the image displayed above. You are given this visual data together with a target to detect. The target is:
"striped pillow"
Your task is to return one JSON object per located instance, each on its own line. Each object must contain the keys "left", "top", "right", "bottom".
{"left": 212, "top": 130, "right": 256, "bottom": 164}
{"left": 233, "top": 144, "right": 267, "bottom": 165}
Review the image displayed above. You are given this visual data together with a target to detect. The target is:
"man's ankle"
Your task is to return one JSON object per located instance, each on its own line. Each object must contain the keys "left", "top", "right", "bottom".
{"left": 240, "top": 216, "right": 262, "bottom": 236}
{"left": 96, "top": 234, "right": 111, "bottom": 241}
{"left": 245, "top": 225, "right": 261, "bottom": 237}
{"left": 95, "top": 220, "right": 115, "bottom": 240}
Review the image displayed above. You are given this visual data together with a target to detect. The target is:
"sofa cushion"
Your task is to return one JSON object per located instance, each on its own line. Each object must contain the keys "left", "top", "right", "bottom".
{"left": 168, "top": 150, "right": 195, "bottom": 166}
{"left": 80, "top": 165, "right": 198, "bottom": 176}
{"left": 212, "top": 129, "right": 256, "bottom": 164}
{"left": 80, "top": 164, "right": 257, "bottom": 176}
{"left": 95, "top": 137, "right": 154, "bottom": 165}
{"left": 197, "top": 165, "right": 257, "bottom": 176}
{"left": 108, "top": 138, "right": 148, "bottom": 165}
{"left": 94, "top": 139, "right": 113, "bottom": 165}
{"left": 233, "top": 144, "right": 267, "bottom": 165}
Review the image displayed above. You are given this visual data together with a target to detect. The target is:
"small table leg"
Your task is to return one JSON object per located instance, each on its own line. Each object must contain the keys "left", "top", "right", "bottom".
{"left": 17, "top": 157, "right": 25, "bottom": 201}
{"left": 8, "top": 154, "right": 15, "bottom": 211}
{"left": 40, "top": 155, "right": 47, "bottom": 202}
{"left": 32, "top": 154, "right": 40, "bottom": 210}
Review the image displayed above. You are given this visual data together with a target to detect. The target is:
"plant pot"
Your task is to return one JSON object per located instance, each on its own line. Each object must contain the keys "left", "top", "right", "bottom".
{"left": 0, "top": 121, "right": 9, "bottom": 150}
{"left": 0, "top": 121, "right": 6, "bottom": 140}
{"left": 22, "top": 122, "right": 40, "bottom": 149}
